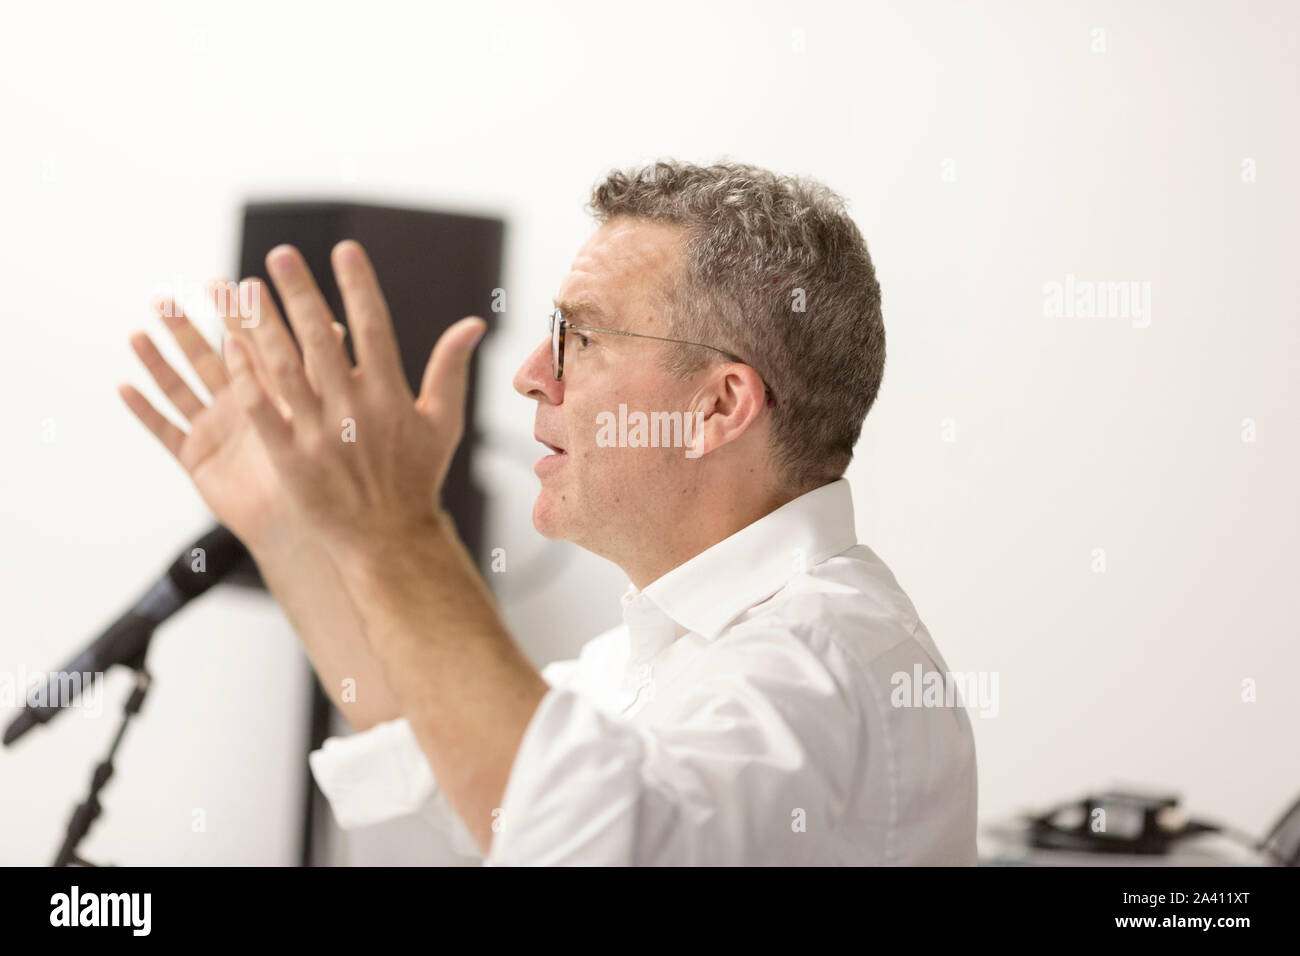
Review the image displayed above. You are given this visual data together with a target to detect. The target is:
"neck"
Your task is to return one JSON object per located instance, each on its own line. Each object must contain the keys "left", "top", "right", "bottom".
{"left": 613, "top": 479, "right": 799, "bottom": 590}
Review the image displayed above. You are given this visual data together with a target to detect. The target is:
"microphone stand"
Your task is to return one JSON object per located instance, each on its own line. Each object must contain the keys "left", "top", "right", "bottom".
{"left": 52, "top": 645, "right": 153, "bottom": 868}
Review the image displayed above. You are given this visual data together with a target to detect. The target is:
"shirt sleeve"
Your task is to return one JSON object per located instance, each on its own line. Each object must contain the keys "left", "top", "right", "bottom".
{"left": 484, "top": 628, "right": 864, "bottom": 866}
{"left": 309, "top": 657, "right": 578, "bottom": 850}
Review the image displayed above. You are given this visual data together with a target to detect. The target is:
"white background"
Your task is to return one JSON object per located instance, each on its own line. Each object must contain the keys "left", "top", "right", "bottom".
{"left": 0, "top": 0, "right": 1296, "bottom": 864}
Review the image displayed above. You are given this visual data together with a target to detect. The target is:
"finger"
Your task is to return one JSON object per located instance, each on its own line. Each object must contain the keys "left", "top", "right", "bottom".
{"left": 331, "top": 240, "right": 408, "bottom": 396}
{"left": 222, "top": 336, "right": 293, "bottom": 452}
{"left": 118, "top": 383, "right": 186, "bottom": 458}
{"left": 220, "top": 334, "right": 294, "bottom": 420}
{"left": 417, "top": 316, "right": 487, "bottom": 424}
{"left": 298, "top": 322, "right": 350, "bottom": 395}
{"left": 128, "top": 331, "right": 206, "bottom": 421}
{"left": 154, "top": 297, "right": 229, "bottom": 395}
{"left": 313, "top": 322, "right": 348, "bottom": 391}
{"left": 209, "top": 279, "right": 273, "bottom": 384}
{"left": 265, "top": 245, "right": 352, "bottom": 397}
{"left": 214, "top": 277, "right": 347, "bottom": 417}
{"left": 207, "top": 279, "right": 292, "bottom": 419}
{"left": 234, "top": 277, "right": 320, "bottom": 420}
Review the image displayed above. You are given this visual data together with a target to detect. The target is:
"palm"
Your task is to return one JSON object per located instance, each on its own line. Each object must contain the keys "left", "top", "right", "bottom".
{"left": 180, "top": 392, "right": 284, "bottom": 543}
{"left": 120, "top": 300, "right": 298, "bottom": 551}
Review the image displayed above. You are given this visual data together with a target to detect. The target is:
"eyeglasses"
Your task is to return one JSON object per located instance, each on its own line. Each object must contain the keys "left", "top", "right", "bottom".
{"left": 549, "top": 308, "right": 776, "bottom": 405}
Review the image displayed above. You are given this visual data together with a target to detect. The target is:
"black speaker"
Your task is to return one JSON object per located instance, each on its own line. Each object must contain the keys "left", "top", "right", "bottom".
{"left": 231, "top": 199, "right": 505, "bottom": 864}
{"left": 228, "top": 200, "right": 504, "bottom": 586}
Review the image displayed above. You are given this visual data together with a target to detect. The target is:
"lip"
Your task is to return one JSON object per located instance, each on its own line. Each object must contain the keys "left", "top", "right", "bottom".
{"left": 534, "top": 433, "right": 565, "bottom": 454}
{"left": 534, "top": 433, "right": 567, "bottom": 475}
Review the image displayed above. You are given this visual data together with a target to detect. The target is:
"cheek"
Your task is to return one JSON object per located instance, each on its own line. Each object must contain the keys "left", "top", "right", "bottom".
{"left": 566, "top": 399, "right": 610, "bottom": 461}
{"left": 567, "top": 381, "right": 686, "bottom": 472}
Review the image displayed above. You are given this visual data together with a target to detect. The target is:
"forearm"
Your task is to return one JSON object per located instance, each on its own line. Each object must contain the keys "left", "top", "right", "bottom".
{"left": 249, "top": 529, "right": 403, "bottom": 732}
{"left": 340, "top": 512, "right": 549, "bottom": 853}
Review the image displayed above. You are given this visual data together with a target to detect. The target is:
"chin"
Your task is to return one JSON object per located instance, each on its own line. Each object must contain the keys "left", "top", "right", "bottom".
{"left": 531, "top": 489, "right": 567, "bottom": 540}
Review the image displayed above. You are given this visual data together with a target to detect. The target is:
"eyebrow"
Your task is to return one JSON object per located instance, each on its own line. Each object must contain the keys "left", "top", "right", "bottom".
{"left": 553, "top": 298, "right": 619, "bottom": 329}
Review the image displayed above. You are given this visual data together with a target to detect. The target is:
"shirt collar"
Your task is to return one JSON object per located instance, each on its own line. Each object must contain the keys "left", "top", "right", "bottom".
{"left": 622, "top": 478, "right": 859, "bottom": 644}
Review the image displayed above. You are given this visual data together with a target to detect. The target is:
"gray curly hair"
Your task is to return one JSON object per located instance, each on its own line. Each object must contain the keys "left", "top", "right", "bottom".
{"left": 588, "top": 160, "right": 885, "bottom": 492}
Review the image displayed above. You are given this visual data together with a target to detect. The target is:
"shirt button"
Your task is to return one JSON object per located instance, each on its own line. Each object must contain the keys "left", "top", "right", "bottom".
{"left": 635, "top": 664, "right": 652, "bottom": 681}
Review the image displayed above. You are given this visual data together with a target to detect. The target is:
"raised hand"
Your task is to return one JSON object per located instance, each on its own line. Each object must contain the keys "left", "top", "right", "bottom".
{"left": 220, "top": 240, "right": 486, "bottom": 560}
{"left": 119, "top": 284, "right": 299, "bottom": 550}
{"left": 119, "top": 278, "right": 404, "bottom": 730}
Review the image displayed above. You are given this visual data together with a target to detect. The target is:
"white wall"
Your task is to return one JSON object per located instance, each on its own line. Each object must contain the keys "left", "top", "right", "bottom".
{"left": 1, "top": 0, "right": 1296, "bottom": 864}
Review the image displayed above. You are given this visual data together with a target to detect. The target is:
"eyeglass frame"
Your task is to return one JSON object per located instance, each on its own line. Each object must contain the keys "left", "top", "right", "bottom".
{"left": 549, "top": 308, "right": 776, "bottom": 406}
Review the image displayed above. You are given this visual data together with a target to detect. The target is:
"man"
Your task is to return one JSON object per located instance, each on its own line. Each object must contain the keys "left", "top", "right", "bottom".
{"left": 121, "top": 160, "right": 977, "bottom": 865}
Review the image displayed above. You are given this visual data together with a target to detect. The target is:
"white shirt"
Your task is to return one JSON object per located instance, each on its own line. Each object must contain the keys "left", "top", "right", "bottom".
{"left": 308, "top": 478, "right": 978, "bottom": 865}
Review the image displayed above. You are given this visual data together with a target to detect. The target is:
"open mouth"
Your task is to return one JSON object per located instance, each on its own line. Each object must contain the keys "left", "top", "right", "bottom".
{"left": 534, "top": 435, "right": 567, "bottom": 471}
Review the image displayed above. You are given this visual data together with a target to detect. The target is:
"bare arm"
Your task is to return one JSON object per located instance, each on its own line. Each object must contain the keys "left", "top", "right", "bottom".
{"left": 220, "top": 242, "right": 547, "bottom": 853}
{"left": 248, "top": 529, "right": 400, "bottom": 732}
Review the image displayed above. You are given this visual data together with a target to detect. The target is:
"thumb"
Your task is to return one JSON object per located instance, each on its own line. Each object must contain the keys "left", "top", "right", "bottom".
{"left": 417, "top": 316, "right": 487, "bottom": 418}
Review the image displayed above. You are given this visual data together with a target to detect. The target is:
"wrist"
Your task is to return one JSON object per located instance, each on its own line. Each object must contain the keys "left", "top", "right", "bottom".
{"left": 244, "top": 519, "right": 320, "bottom": 571}
{"left": 338, "top": 512, "right": 452, "bottom": 586}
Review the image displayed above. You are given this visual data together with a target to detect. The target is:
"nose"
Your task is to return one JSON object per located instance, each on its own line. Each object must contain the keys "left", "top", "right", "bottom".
{"left": 513, "top": 335, "right": 564, "bottom": 405}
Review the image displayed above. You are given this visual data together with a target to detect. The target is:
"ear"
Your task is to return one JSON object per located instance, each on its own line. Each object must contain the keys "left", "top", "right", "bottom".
{"left": 686, "top": 364, "right": 768, "bottom": 459}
